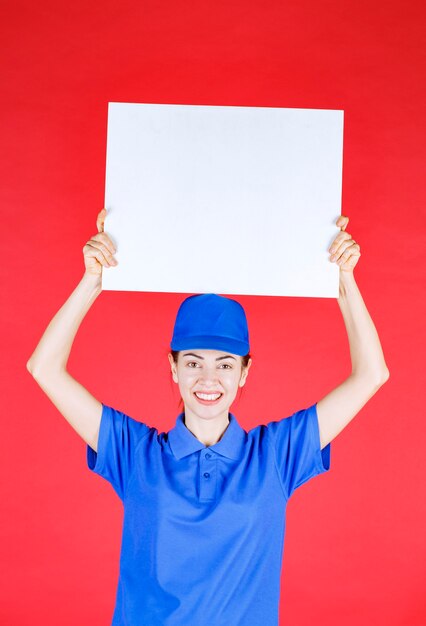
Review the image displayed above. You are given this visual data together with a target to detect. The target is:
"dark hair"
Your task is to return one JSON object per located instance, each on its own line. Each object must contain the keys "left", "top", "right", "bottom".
{"left": 169, "top": 350, "right": 252, "bottom": 413}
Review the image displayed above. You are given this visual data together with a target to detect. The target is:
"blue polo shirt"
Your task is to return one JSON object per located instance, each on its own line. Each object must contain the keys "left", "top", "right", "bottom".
{"left": 87, "top": 402, "right": 331, "bottom": 626}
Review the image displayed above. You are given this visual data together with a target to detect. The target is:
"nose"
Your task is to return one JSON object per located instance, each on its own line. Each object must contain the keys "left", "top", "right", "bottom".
{"left": 198, "top": 367, "right": 220, "bottom": 385}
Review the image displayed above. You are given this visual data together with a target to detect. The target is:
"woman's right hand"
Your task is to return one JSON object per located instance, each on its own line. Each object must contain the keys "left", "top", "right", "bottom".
{"left": 83, "top": 208, "right": 118, "bottom": 277}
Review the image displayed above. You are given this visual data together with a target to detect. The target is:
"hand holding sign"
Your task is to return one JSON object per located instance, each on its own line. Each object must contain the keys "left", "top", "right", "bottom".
{"left": 328, "top": 215, "right": 361, "bottom": 273}
{"left": 83, "top": 208, "right": 119, "bottom": 278}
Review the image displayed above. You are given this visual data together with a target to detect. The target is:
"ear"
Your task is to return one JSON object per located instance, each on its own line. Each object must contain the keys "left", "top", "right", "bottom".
{"left": 168, "top": 352, "right": 179, "bottom": 384}
{"left": 239, "top": 358, "right": 252, "bottom": 387}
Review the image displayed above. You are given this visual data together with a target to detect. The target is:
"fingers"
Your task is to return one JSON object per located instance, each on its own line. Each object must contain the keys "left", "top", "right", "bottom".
{"left": 92, "top": 209, "right": 118, "bottom": 266}
{"left": 91, "top": 231, "right": 116, "bottom": 256}
{"left": 329, "top": 238, "right": 361, "bottom": 265}
{"left": 336, "top": 215, "right": 349, "bottom": 231}
{"left": 84, "top": 242, "right": 118, "bottom": 267}
{"left": 83, "top": 243, "right": 111, "bottom": 268}
{"left": 97, "top": 208, "right": 107, "bottom": 233}
{"left": 329, "top": 216, "right": 361, "bottom": 270}
{"left": 337, "top": 244, "right": 361, "bottom": 271}
{"left": 85, "top": 234, "right": 118, "bottom": 266}
{"left": 329, "top": 230, "right": 352, "bottom": 255}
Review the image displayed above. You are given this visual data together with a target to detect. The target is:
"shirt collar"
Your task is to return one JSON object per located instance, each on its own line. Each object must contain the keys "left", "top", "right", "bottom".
{"left": 168, "top": 412, "right": 247, "bottom": 460}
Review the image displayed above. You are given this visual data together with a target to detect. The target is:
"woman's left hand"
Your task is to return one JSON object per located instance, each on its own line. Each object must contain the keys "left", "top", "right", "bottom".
{"left": 328, "top": 215, "right": 361, "bottom": 273}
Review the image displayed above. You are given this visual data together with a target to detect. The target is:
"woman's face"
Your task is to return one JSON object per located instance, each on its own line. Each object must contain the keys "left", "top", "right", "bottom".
{"left": 168, "top": 349, "right": 251, "bottom": 418}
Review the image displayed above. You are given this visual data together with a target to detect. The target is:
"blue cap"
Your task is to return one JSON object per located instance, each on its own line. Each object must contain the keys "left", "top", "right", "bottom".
{"left": 170, "top": 293, "right": 250, "bottom": 356}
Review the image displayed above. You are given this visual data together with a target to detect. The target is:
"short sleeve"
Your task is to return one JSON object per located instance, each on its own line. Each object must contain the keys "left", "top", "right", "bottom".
{"left": 86, "top": 403, "right": 152, "bottom": 501}
{"left": 266, "top": 402, "right": 331, "bottom": 500}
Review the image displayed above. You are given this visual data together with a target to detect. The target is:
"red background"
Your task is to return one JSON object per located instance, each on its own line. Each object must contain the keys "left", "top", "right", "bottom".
{"left": 2, "top": 0, "right": 425, "bottom": 624}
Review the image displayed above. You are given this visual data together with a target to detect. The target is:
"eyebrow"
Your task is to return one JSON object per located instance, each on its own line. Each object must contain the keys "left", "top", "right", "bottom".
{"left": 182, "top": 352, "right": 237, "bottom": 361}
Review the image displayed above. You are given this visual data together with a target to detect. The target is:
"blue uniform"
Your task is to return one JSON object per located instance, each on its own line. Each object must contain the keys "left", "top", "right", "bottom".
{"left": 87, "top": 402, "right": 331, "bottom": 626}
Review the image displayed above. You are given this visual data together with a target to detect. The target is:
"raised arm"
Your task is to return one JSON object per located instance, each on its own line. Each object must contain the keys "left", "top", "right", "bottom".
{"left": 316, "top": 216, "right": 390, "bottom": 449}
{"left": 26, "top": 208, "right": 118, "bottom": 452}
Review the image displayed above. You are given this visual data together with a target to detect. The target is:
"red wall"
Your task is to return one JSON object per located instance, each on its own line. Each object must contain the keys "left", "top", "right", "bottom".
{"left": 2, "top": 0, "right": 425, "bottom": 624}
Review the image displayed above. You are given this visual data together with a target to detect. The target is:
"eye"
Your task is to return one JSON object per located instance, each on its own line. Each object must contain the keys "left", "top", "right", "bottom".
{"left": 186, "top": 362, "right": 232, "bottom": 369}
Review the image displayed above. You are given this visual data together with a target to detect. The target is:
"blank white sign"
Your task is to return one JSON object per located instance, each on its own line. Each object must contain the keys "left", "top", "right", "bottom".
{"left": 101, "top": 102, "right": 343, "bottom": 298}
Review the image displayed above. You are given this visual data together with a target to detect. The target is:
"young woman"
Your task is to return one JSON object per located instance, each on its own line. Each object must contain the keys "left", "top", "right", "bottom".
{"left": 27, "top": 208, "right": 390, "bottom": 626}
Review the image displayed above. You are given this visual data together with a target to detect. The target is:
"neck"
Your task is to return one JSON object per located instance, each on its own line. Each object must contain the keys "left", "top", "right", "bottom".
{"left": 183, "top": 408, "right": 230, "bottom": 446}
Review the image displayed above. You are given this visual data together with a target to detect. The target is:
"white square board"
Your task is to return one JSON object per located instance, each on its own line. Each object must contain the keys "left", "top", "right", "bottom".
{"left": 101, "top": 102, "right": 343, "bottom": 298}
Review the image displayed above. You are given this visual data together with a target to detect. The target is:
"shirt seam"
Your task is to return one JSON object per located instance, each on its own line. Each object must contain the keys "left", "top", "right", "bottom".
{"left": 91, "top": 403, "right": 108, "bottom": 478}
{"left": 311, "top": 402, "right": 326, "bottom": 474}
{"left": 123, "top": 426, "right": 153, "bottom": 501}
{"left": 265, "top": 427, "right": 289, "bottom": 502}
{"left": 89, "top": 405, "right": 123, "bottom": 500}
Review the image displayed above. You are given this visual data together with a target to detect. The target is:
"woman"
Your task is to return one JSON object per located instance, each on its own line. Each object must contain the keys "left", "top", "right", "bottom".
{"left": 27, "top": 208, "right": 390, "bottom": 626}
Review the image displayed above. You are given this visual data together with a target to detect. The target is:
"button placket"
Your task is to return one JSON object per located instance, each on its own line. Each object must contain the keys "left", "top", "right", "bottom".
{"left": 200, "top": 450, "right": 217, "bottom": 501}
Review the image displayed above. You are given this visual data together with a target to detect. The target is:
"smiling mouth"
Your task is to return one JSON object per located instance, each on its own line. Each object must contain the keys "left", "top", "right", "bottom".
{"left": 193, "top": 392, "right": 223, "bottom": 404}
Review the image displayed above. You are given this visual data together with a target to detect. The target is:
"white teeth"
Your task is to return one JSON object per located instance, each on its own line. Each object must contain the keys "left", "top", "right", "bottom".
{"left": 195, "top": 392, "right": 222, "bottom": 401}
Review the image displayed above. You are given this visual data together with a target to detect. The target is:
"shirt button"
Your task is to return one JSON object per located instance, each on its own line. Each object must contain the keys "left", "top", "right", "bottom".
{"left": 203, "top": 472, "right": 210, "bottom": 479}
{"left": 205, "top": 453, "right": 211, "bottom": 459}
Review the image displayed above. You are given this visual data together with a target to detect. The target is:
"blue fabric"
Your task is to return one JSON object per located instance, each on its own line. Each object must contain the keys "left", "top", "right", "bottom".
{"left": 170, "top": 292, "right": 250, "bottom": 356}
{"left": 87, "top": 403, "right": 331, "bottom": 626}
